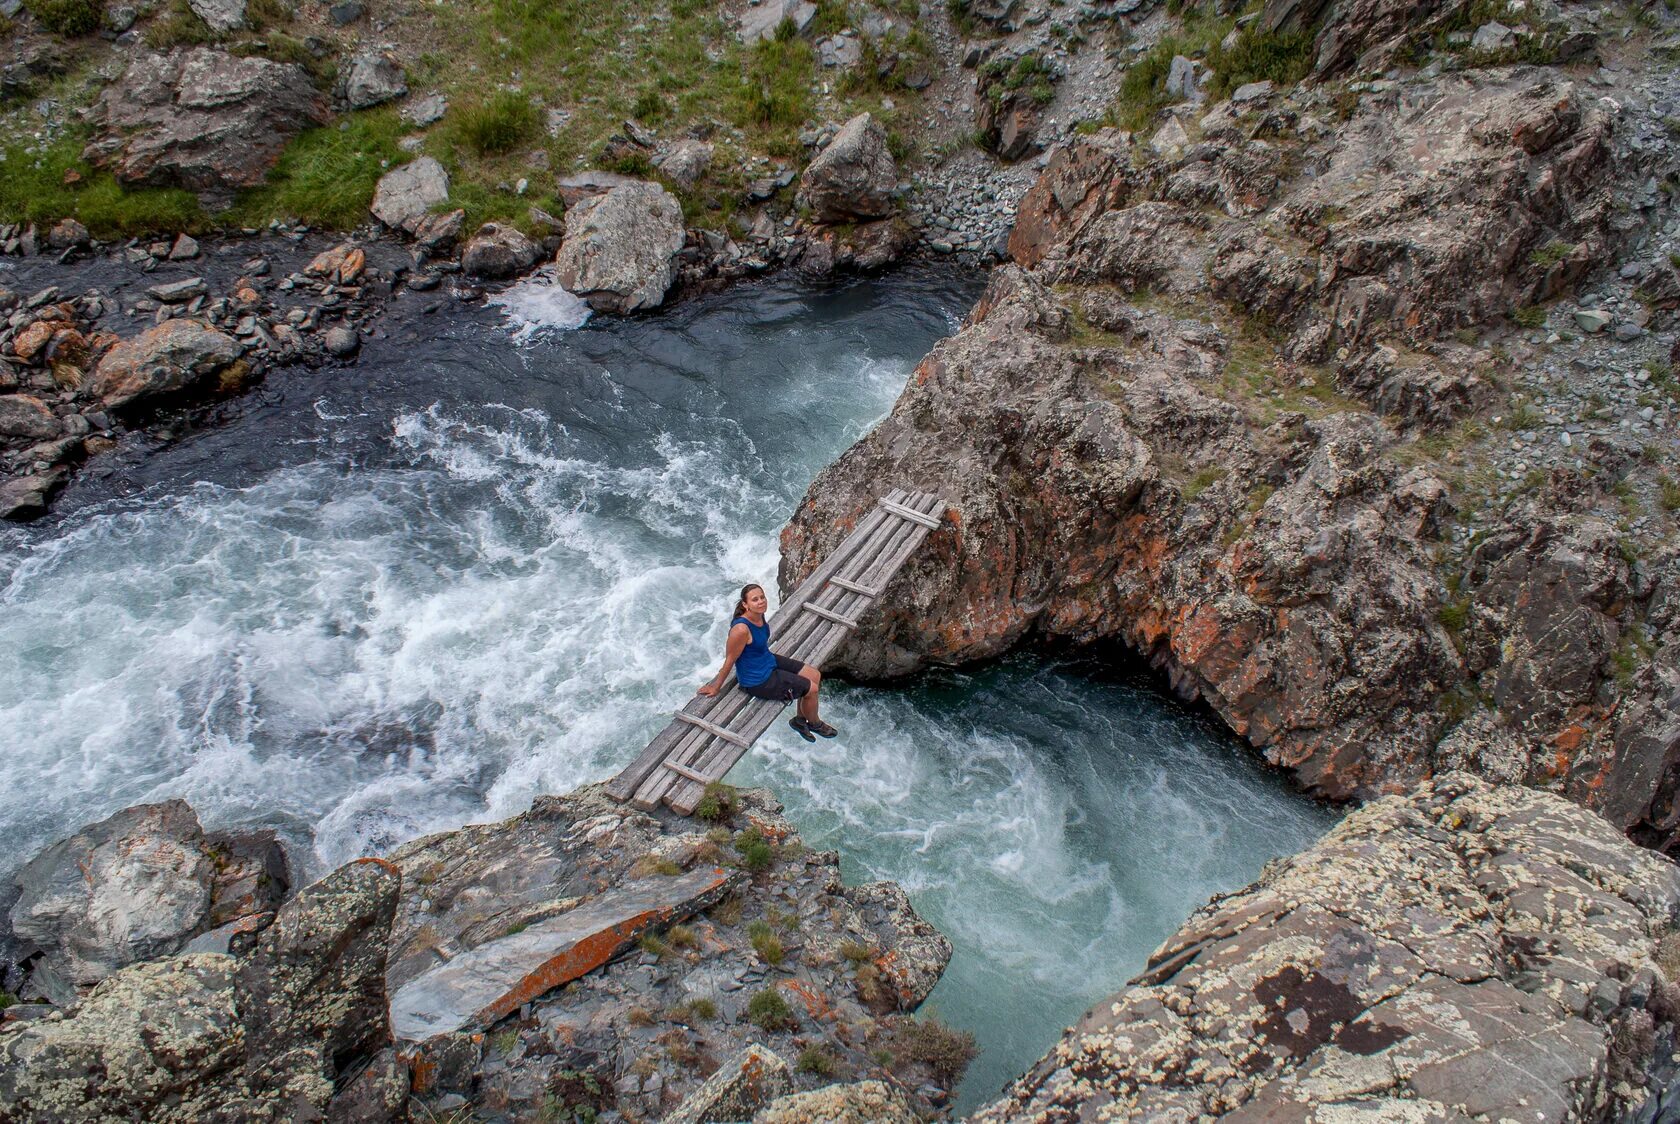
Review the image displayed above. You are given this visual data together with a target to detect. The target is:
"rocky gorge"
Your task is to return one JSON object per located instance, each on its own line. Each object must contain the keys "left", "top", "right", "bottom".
{"left": 6, "top": 0, "right": 1680, "bottom": 1118}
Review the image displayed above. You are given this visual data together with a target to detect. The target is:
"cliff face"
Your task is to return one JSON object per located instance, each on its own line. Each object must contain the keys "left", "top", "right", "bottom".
{"left": 782, "top": 60, "right": 1680, "bottom": 850}
{"left": 971, "top": 774, "right": 1680, "bottom": 1121}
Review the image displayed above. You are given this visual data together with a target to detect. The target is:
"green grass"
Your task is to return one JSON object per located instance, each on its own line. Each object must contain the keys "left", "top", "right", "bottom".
{"left": 1203, "top": 23, "right": 1316, "bottom": 99}
{"left": 797, "top": 1046, "right": 840, "bottom": 1076}
{"left": 1511, "top": 305, "right": 1548, "bottom": 329}
{"left": 1660, "top": 475, "right": 1680, "bottom": 512}
{"left": 747, "top": 987, "right": 796, "bottom": 1031}
{"left": 228, "top": 108, "right": 407, "bottom": 229}
{"left": 894, "top": 1016, "right": 977, "bottom": 1083}
{"left": 25, "top": 0, "right": 102, "bottom": 36}
{"left": 1109, "top": 14, "right": 1312, "bottom": 131}
{"left": 696, "top": 781, "right": 737, "bottom": 823}
{"left": 1528, "top": 241, "right": 1574, "bottom": 269}
{"left": 734, "top": 827, "right": 774, "bottom": 873}
{"left": 1183, "top": 465, "right": 1228, "bottom": 499}
{"left": 981, "top": 53, "right": 1056, "bottom": 107}
{"left": 672, "top": 996, "right": 717, "bottom": 1021}
{"left": 0, "top": 136, "right": 204, "bottom": 238}
{"left": 452, "top": 91, "right": 540, "bottom": 156}
{"left": 747, "top": 920, "right": 785, "bottom": 966}
{"left": 735, "top": 37, "right": 816, "bottom": 137}
{"left": 144, "top": 0, "right": 215, "bottom": 48}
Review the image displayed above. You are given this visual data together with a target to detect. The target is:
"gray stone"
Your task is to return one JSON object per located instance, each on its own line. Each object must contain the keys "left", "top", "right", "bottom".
{"left": 0, "top": 468, "right": 66, "bottom": 522}
{"left": 1574, "top": 308, "right": 1611, "bottom": 332}
{"left": 413, "top": 207, "right": 466, "bottom": 253}
{"left": 1471, "top": 20, "right": 1516, "bottom": 51}
{"left": 1166, "top": 54, "right": 1201, "bottom": 102}
{"left": 370, "top": 156, "right": 449, "bottom": 234}
{"left": 337, "top": 49, "right": 407, "bottom": 110}
{"left": 328, "top": 0, "right": 362, "bottom": 23}
{"left": 819, "top": 34, "right": 863, "bottom": 68}
{"left": 654, "top": 138, "right": 714, "bottom": 190}
{"left": 323, "top": 326, "right": 360, "bottom": 356}
{"left": 188, "top": 0, "right": 245, "bottom": 33}
{"left": 1230, "top": 79, "right": 1273, "bottom": 105}
{"left": 46, "top": 218, "right": 89, "bottom": 249}
{"left": 796, "top": 112, "right": 897, "bottom": 222}
{"left": 738, "top": 0, "right": 816, "bottom": 43}
{"left": 555, "top": 180, "right": 686, "bottom": 314}
{"left": 401, "top": 92, "right": 447, "bottom": 126}
{"left": 1613, "top": 321, "right": 1643, "bottom": 340}
{"left": 147, "top": 277, "right": 207, "bottom": 303}
{"left": 461, "top": 222, "right": 540, "bottom": 279}
{"left": 168, "top": 233, "right": 199, "bottom": 260}
{"left": 1150, "top": 115, "right": 1191, "bottom": 154}
{"left": 0, "top": 394, "right": 60, "bottom": 440}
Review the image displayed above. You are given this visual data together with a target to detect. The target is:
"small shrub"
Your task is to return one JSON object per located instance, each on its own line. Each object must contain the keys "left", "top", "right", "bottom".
{"left": 735, "top": 38, "right": 814, "bottom": 131}
{"left": 491, "top": 1026, "right": 520, "bottom": 1055}
{"left": 709, "top": 893, "right": 745, "bottom": 927}
{"left": 894, "top": 1016, "right": 977, "bottom": 1084}
{"left": 1528, "top": 240, "right": 1574, "bottom": 269}
{"left": 1247, "top": 483, "right": 1275, "bottom": 513}
{"left": 666, "top": 924, "right": 699, "bottom": 950}
{"left": 981, "top": 52, "right": 1056, "bottom": 106}
{"left": 25, "top": 0, "right": 103, "bottom": 36}
{"left": 0, "top": 990, "right": 15, "bottom": 1010}
{"left": 747, "top": 987, "right": 796, "bottom": 1031}
{"left": 626, "top": 1005, "right": 657, "bottom": 1027}
{"left": 697, "top": 782, "right": 737, "bottom": 822}
{"left": 1657, "top": 931, "right": 1680, "bottom": 981}
{"left": 632, "top": 87, "right": 666, "bottom": 121}
{"left": 1511, "top": 305, "right": 1547, "bottom": 329}
{"left": 632, "top": 855, "right": 683, "bottom": 877}
{"left": 796, "top": 1046, "right": 840, "bottom": 1076}
{"left": 734, "top": 828, "right": 774, "bottom": 873}
{"left": 1437, "top": 597, "right": 1470, "bottom": 634}
{"left": 1204, "top": 25, "right": 1315, "bottom": 99}
{"left": 748, "top": 920, "right": 785, "bottom": 965}
{"left": 855, "top": 961, "right": 885, "bottom": 1006}
{"left": 1660, "top": 476, "right": 1680, "bottom": 513}
{"left": 840, "top": 939, "right": 876, "bottom": 964}
{"left": 144, "top": 0, "right": 212, "bottom": 47}
{"left": 456, "top": 91, "right": 540, "bottom": 156}
{"left": 638, "top": 932, "right": 671, "bottom": 959}
{"left": 1183, "top": 465, "right": 1227, "bottom": 500}
{"left": 672, "top": 996, "right": 717, "bottom": 1021}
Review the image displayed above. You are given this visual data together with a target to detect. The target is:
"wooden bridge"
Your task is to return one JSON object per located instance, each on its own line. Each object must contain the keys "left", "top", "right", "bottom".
{"left": 605, "top": 489, "right": 947, "bottom": 815}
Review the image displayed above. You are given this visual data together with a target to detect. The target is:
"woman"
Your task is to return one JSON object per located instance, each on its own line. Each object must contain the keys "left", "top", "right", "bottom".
{"left": 698, "top": 583, "right": 837, "bottom": 741}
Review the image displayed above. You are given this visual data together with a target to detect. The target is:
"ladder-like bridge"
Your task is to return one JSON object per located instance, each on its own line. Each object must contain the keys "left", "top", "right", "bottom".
{"left": 605, "top": 489, "right": 947, "bottom": 815}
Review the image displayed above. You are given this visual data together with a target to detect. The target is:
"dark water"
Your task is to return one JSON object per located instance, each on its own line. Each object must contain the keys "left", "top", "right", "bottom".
{"left": 0, "top": 268, "right": 1333, "bottom": 1109}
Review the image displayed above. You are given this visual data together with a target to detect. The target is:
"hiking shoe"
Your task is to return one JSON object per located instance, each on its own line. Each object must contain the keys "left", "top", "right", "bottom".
{"left": 789, "top": 716, "right": 816, "bottom": 742}
{"left": 806, "top": 719, "right": 838, "bottom": 738}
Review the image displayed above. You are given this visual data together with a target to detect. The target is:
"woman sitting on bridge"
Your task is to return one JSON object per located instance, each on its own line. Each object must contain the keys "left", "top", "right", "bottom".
{"left": 698, "top": 583, "right": 837, "bottom": 742}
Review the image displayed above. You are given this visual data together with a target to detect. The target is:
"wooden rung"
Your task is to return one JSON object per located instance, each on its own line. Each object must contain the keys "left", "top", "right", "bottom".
{"left": 879, "top": 498, "right": 942, "bottom": 529}
{"left": 828, "top": 576, "right": 882, "bottom": 597}
{"left": 804, "top": 603, "right": 861, "bottom": 629}
{"left": 662, "top": 759, "right": 712, "bottom": 783}
{"left": 674, "top": 712, "right": 752, "bottom": 748}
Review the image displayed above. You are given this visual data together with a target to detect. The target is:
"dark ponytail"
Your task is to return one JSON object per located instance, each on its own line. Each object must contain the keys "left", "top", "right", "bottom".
{"left": 733, "top": 583, "right": 763, "bottom": 618}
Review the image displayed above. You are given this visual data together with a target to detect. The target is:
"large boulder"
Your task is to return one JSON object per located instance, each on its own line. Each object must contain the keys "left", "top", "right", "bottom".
{"left": 86, "top": 319, "right": 242, "bottom": 412}
{"left": 0, "top": 859, "right": 402, "bottom": 1123}
{"left": 7, "top": 800, "right": 289, "bottom": 1006}
{"left": 972, "top": 775, "right": 1680, "bottom": 1122}
{"left": 370, "top": 156, "right": 450, "bottom": 235}
{"left": 460, "top": 222, "right": 540, "bottom": 279}
{"left": 554, "top": 180, "right": 685, "bottom": 314}
{"left": 82, "top": 48, "right": 330, "bottom": 205}
{"left": 0, "top": 394, "right": 60, "bottom": 440}
{"left": 336, "top": 48, "right": 406, "bottom": 110}
{"left": 796, "top": 112, "right": 897, "bottom": 223}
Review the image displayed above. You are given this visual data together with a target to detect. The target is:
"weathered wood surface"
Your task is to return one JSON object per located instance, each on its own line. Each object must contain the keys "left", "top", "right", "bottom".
{"left": 603, "top": 489, "right": 946, "bottom": 815}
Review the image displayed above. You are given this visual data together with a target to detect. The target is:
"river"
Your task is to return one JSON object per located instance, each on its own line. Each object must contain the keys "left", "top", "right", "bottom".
{"left": 0, "top": 267, "right": 1334, "bottom": 1109}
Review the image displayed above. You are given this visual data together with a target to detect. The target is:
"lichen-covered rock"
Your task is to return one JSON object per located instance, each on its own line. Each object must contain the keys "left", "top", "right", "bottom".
{"left": 754, "top": 1080, "right": 918, "bottom": 1124}
{"left": 666, "top": 1044, "right": 792, "bottom": 1124}
{"left": 86, "top": 318, "right": 242, "bottom": 411}
{"left": 7, "top": 800, "right": 287, "bottom": 1007}
{"left": 796, "top": 113, "right": 898, "bottom": 222}
{"left": 555, "top": 181, "right": 685, "bottom": 314}
{"left": 972, "top": 775, "right": 1680, "bottom": 1122}
{"left": 82, "top": 48, "right": 329, "bottom": 204}
{"left": 0, "top": 857, "right": 401, "bottom": 1123}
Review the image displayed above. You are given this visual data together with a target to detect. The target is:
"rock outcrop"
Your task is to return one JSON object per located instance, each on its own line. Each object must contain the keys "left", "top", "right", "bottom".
{"left": 0, "top": 859, "right": 401, "bottom": 1123}
{"left": 555, "top": 180, "right": 686, "bottom": 314}
{"left": 796, "top": 112, "right": 898, "bottom": 223}
{"left": 973, "top": 775, "right": 1680, "bottom": 1121}
{"left": 82, "top": 48, "right": 330, "bottom": 204}
{"left": 7, "top": 799, "right": 288, "bottom": 1006}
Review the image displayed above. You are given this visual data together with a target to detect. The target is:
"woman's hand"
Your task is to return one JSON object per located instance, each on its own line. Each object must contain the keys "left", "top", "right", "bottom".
{"left": 697, "top": 682, "right": 720, "bottom": 697}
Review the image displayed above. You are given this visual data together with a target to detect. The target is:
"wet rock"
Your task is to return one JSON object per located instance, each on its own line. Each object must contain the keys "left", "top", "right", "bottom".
{"left": 83, "top": 48, "right": 330, "bottom": 204}
{"left": 168, "top": 233, "right": 200, "bottom": 260}
{"left": 413, "top": 207, "right": 466, "bottom": 254}
{"left": 796, "top": 113, "right": 897, "bottom": 223}
{"left": 147, "top": 277, "right": 208, "bottom": 303}
{"left": 189, "top": 0, "right": 245, "bottom": 32}
{"left": 0, "top": 468, "right": 67, "bottom": 522}
{"left": 87, "top": 318, "right": 242, "bottom": 410}
{"left": 323, "top": 326, "right": 360, "bottom": 356}
{"left": 973, "top": 775, "right": 1680, "bottom": 1122}
{"left": 0, "top": 394, "right": 60, "bottom": 440}
{"left": 754, "top": 1080, "right": 918, "bottom": 1124}
{"left": 371, "top": 156, "right": 450, "bottom": 234}
{"left": 306, "top": 242, "right": 366, "bottom": 284}
{"left": 337, "top": 48, "right": 407, "bottom": 110}
{"left": 461, "top": 222, "right": 540, "bottom": 279}
{"left": 555, "top": 180, "right": 685, "bottom": 314}
{"left": 666, "top": 1045, "right": 792, "bottom": 1124}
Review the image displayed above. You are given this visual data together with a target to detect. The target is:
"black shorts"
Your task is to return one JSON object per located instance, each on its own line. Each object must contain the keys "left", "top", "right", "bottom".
{"left": 740, "top": 654, "right": 810, "bottom": 702}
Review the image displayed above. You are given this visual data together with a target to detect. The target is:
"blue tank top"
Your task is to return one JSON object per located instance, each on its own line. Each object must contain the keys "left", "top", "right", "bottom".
{"left": 733, "top": 616, "right": 775, "bottom": 687}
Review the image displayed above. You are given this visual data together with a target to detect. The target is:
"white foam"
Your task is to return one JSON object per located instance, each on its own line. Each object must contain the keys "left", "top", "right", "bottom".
{"left": 489, "top": 274, "right": 593, "bottom": 342}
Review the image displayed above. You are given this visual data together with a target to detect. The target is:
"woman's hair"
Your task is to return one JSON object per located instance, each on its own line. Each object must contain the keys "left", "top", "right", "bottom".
{"left": 733, "top": 583, "right": 763, "bottom": 618}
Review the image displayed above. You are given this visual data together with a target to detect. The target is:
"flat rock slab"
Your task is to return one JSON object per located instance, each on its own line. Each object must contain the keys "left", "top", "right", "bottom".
{"left": 390, "top": 866, "right": 737, "bottom": 1040}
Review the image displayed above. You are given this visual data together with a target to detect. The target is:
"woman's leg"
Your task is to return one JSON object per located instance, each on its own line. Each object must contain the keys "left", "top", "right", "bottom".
{"left": 796, "top": 665, "right": 821, "bottom": 722}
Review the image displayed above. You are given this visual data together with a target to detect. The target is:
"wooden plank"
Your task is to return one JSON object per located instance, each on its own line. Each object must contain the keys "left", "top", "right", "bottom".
{"left": 765, "top": 489, "right": 904, "bottom": 634}
{"left": 662, "top": 759, "right": 712, "bottom": 784}
{"left": 879, "top": 498, "right": 942, "bottom": 529}
{"left": 803, "top": 603, "right": 860, "bottom": 629}
{"left": 828, "top": 576, "right": 882, "bottom": 597}
{"left": 674, "top": 711, "right": 752, "bottom": 748}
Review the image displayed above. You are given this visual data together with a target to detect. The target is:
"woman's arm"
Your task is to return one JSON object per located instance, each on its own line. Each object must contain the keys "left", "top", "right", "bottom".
{"left": 698, "top": 623, "right": 750, "bottom": 696}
